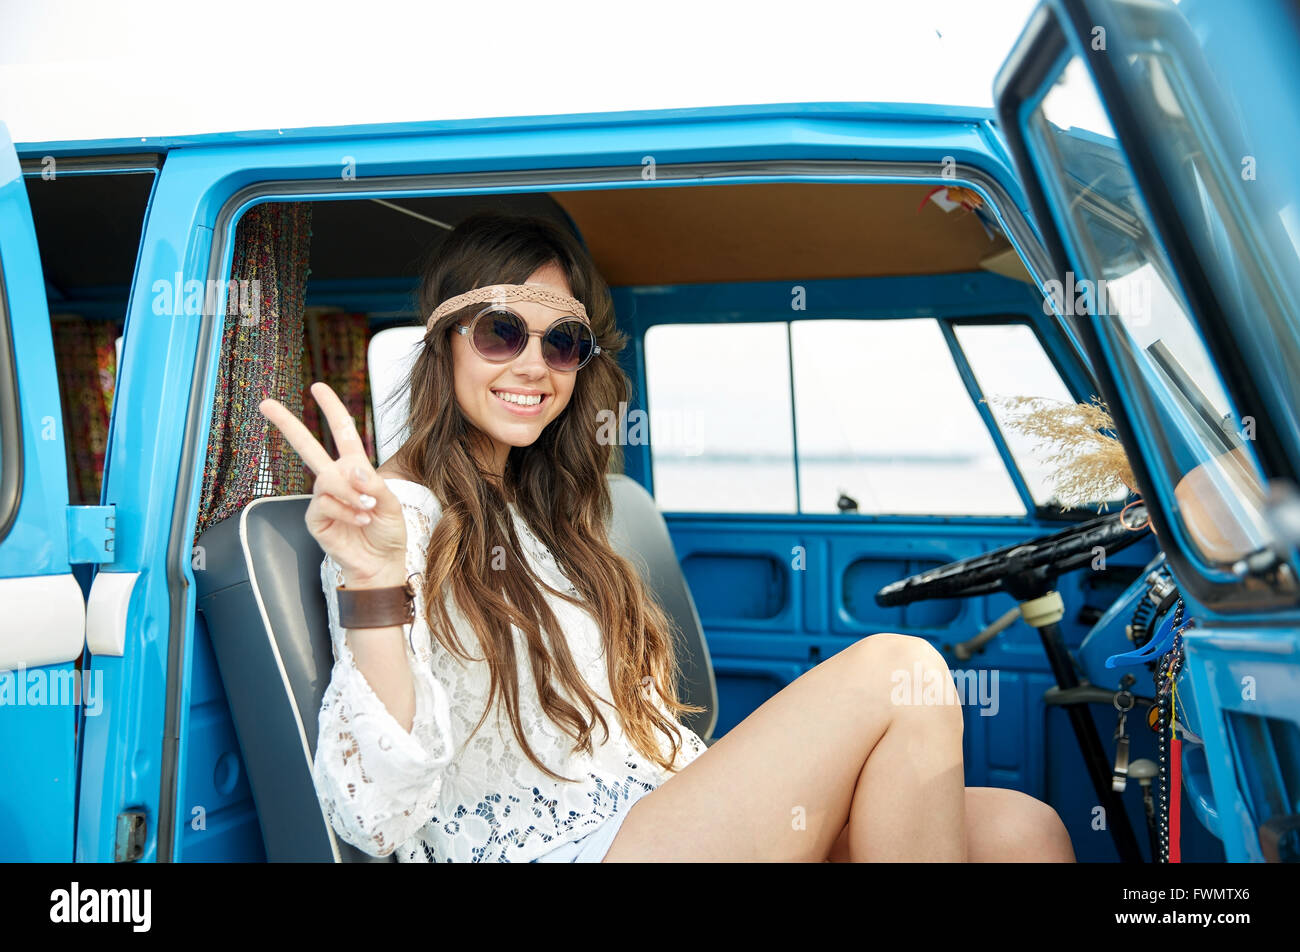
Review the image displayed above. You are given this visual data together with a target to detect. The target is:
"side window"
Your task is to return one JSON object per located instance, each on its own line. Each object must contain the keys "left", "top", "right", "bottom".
{"left": 790, "top": 319, "right": 1023, "bottom": 516}
{"left": 644, "top": 323, "right": 795, "bottom": 513}
{"left": 644, "top": 318, "right": 1034, "bottom": 516}
{"left": 953, "top": 322, "right": 1121, "bottom": 509}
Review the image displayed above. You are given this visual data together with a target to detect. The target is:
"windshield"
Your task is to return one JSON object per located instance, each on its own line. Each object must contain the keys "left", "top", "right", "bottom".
{"left": 1027, "top": 57, "right": 1272, "bottom": 567}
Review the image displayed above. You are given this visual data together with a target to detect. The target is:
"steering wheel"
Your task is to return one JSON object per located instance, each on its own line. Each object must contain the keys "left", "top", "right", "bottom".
{"left": 875, "top": 504, "right": 1152, "bottom": 607}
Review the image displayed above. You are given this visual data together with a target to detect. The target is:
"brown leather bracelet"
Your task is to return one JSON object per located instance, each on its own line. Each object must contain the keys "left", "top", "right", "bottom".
{"left": 337, "top": 577, "right": 417, "bottom": 629}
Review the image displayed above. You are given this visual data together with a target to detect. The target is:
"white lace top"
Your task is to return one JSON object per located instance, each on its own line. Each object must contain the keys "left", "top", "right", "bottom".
{"left": 312, "top": 478, "right": 707, "bottom": 862}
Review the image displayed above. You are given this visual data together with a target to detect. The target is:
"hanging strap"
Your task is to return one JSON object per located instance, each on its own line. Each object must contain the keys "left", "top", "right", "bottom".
{"left": 1168, "top": 735, "right": 1183, "bottom": 863}
{"left": 1168, "top": 680, "right": 1186, "bottom": 863}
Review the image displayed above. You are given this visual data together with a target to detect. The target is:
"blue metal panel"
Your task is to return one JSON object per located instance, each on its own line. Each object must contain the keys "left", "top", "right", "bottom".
{"left": 0, "top": 123, "right": 76, "bottom": 861}
{"left": 177, "top": 614, "right": 265, "bottom": 862}
{"left": 1178, "top": 624, "right": 1300, "bottom": 862}
{"left": 67, "top": 504, "right": 115, "bottom": 564}
{"left": 0, "top": 127, "right": 70, "bottom": 575}
{"left": 707, "top": 658, "right": 809, "bottom": 738}
{"left": 74, "top": 154, "right": 214, "bottom": 861}
{"left": 13, "top": 102, "right": 1001, "bottom": 157}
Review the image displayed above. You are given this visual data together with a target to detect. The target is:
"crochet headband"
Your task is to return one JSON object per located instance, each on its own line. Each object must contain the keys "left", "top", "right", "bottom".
{"left": 426, "top": 283, "right": 590, "bottom": 332}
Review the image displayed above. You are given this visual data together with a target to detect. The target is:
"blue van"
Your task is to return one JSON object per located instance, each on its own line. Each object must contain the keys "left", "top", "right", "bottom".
{"left": 2, "top": 0, "right": 1298, "bottom": 865}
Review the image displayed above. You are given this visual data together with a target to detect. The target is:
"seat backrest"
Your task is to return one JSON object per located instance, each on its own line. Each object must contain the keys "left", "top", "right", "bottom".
{"left": 195, "top": 474, "right": 716, "bottom": 862}
{"left": 195, "top": 495, "right": 384, "bottom": 863}
{"left": 606, "top": 474, "right": 718, "bottom": 742}
{"left": 368, "top": 326, "right": 424, "bottom": 465}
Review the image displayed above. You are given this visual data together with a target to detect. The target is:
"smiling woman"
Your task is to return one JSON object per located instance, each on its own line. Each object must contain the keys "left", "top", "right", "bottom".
{"left": 258, "top": 213, "right": 710, "bottom": 862}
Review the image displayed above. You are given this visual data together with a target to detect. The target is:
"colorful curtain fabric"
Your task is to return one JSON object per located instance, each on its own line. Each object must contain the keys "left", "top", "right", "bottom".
{"left": 301, "top": 310, "right": 376, "bottom": 463}
{"left": 196, "top": 202, "right": 313, "bottom": 537}
{"left": 51, "top": 317, "right": 119, "bottom": 505}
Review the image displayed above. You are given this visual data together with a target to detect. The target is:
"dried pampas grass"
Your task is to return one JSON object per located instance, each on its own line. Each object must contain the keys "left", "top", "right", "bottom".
{"left": 987, "top": 395, "right": 1135, "bottom": 511}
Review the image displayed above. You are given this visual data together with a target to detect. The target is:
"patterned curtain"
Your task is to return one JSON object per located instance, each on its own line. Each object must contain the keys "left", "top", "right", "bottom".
{"left": 51, "top": 318, "right": 120, "bottom": 505}
{"left": 195, "top": 202, "right": 313, "bottom": 536}
{"left": 301, "top": 310, "right": 376, "bottom": 462}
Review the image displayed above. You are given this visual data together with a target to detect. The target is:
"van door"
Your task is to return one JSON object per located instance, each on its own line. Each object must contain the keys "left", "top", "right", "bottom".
{"left": 993, "top": 0, "right": 1300, "bottom": 861}
{"left": 0, "top": 122, "right": 88, "bottom": 861}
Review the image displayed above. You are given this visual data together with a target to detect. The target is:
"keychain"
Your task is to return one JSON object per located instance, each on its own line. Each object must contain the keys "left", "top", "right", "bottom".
{"left": 1112, "top": 675, "right": 1136, "bottom": 792}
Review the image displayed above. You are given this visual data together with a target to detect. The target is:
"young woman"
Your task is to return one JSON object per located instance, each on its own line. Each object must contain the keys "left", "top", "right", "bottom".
{"left": 259, "top": 212, "right": 1076, "bottom": 863}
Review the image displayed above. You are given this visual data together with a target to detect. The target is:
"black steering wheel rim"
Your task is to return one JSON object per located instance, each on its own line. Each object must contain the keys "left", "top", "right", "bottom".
{"left": 874, "top": 503, "right": 1152, "bottom": 607}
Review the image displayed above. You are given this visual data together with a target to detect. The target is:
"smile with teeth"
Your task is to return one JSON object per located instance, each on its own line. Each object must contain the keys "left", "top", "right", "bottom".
{"left": 493, "top": 390, "right": 547, "bottom": 407}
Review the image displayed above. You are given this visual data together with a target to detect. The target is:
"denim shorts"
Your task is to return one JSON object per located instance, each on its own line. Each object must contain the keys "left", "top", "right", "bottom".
{"left": 530, "top": 784, "right": 653, "bottom": 863}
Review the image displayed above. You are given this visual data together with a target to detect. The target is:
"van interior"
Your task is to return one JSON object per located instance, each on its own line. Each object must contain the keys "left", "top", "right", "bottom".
{"left": 26, "top": 169, "right": 1228, "bottom": 862}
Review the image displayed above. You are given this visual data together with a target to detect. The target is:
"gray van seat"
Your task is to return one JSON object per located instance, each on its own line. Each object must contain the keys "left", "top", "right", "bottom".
{"left": 194, "top": 473, "right": 718, "bottom": 863}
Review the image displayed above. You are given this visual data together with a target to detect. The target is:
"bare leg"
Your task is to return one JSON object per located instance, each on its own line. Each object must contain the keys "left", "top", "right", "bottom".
{"left": 602, "top": 633, "right": 966, "bottom": 862}
{"left": 824, "top": 787, "right": 1076, "bottom": 862}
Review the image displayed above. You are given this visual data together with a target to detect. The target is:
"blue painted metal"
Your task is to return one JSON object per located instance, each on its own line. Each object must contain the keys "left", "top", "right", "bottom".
{"left": 13, "top": 102, "right": 1002, "bottom": 158}
{"left": 66, "top": 505, "right": 115, "bottom": 564}
{"left": 176, "top": 613, "right": 265, "bottom": 861}
{"left": 0, "top": 122, "right": 77, "bottom": 861}
{"left": 1181, "top": 743, "right": 1222, "bottom": 843}
{"left": 75, "top": 152, "right": 216, "bottom": 863}
{"left": 784, "top": 322, "right": 802, "bottom": 512}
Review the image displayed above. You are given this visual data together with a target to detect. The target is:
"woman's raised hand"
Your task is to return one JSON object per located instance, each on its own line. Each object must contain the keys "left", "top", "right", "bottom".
{"left": 259, "top": 382, "right": 408, "bottom": 589}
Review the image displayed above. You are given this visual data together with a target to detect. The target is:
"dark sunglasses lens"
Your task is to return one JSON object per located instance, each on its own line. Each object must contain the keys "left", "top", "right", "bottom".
{"left": 473, "top": 309, "right": 525, "bottom": 360}
{"left": 544, "top": 321, "right": 594, "bottom": 370}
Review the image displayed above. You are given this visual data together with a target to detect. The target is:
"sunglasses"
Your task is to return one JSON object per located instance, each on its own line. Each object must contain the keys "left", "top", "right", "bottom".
{"left": 455, "top": 305, "right": 601, "bottom": 372}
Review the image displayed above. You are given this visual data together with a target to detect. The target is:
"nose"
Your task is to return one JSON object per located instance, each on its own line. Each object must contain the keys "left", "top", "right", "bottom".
{"left": 510, "top": 331, "right": 548, "bottom": 378}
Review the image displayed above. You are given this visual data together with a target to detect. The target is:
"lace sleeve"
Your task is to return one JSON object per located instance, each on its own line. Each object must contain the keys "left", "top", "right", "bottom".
{"left": 311, "top": 494, "right": 455, "bottom": 858}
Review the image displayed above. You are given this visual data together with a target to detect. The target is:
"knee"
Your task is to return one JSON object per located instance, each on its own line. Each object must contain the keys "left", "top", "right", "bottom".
{"left": 992, "top": 791, "right": 1075, "bottom": 863}
{"left": 851, "top": 632, "right": 949, "bottom": 673}
{"left": 846, "top": 633, "right": 963, "bottom": 725}
{"left": 1035, "top": 801, "right": 1076, "bottom": 862}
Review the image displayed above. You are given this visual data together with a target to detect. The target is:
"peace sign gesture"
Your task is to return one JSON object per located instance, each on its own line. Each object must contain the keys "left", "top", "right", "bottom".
{"left": 259, "top": 382, "right": 409, "bottom": 590}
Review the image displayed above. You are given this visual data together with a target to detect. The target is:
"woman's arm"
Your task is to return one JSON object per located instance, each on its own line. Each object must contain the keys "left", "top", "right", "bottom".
{"left": 313, "top": 518, "right": 456, "bottom": 858}
{"left": 258, "top": 383, "right": 454, "bottom": 858}
{"left": 336, "top": 559, "right": 417, "bottom": 732}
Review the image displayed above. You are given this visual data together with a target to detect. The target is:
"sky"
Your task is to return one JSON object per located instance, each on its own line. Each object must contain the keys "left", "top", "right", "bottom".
{"left": 0, "top": 0, "right": 1039, "bottom": 143}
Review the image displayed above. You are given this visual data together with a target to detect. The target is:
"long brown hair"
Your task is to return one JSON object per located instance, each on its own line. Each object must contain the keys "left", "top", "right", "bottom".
{"left": 389, "top": 212, "right": 704, "bottom": 782}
